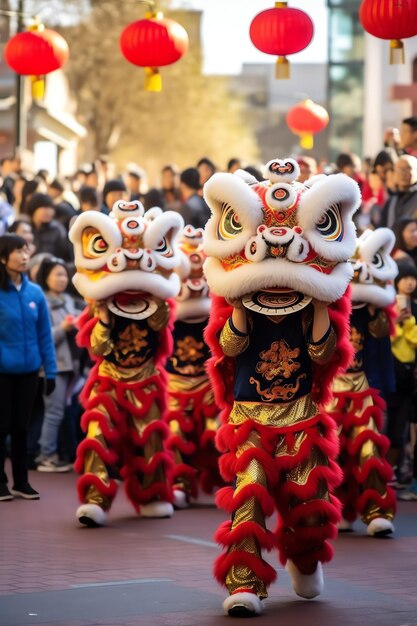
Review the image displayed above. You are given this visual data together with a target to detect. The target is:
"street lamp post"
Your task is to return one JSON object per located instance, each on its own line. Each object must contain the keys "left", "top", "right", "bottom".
{"left": 15, "top": 0, "right": 26, "bottom": 152}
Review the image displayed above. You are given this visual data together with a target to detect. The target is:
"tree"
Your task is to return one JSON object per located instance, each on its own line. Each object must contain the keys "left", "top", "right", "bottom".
{"left": 58, "top": 1, "right": 259, "bottom": 178}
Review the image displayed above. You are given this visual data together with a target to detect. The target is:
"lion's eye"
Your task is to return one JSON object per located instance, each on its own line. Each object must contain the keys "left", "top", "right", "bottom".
{"left": 83, "top": 229, "right": 109, "bottom": 258}
{"left": 217, "top": 203, "right": 242, "bottom": 240}
{"left": 316, "top": 203, "right": 344, "bottom": 241}
{"left": 155, "top": 237, "right": 172, "bottom": 257}
{"left": 372, "top": 252, "right": 385, "bottom": 269}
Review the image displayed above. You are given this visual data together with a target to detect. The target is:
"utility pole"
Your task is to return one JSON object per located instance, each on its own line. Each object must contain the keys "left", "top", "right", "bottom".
{"left": 15, "top": 0, "right": 26, "bottom": 153}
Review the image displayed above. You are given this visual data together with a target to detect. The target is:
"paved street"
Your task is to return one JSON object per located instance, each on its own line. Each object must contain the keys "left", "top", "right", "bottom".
{"left": 0, "top": 466, "right": 416, "bottom": 626}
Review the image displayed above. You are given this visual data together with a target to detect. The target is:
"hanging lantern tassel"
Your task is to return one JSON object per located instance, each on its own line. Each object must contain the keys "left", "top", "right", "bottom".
{"left": 286, "top": 99, "right": 329, "bottom": 151}
{"left": 31, "top": 75, "right": 45, "bottom": 100}
{"left": 120, "top": 14, "right": 188, "bottom": 94}
{"left": 250, "top": 4, "right": 314, "bottom": 82}
{"left": 144, "top": 66, "right": 162, "bottom": 92}
{"left": 390, "top": 39, "right": 404, "bottom": 65}
{"left": 276, "top": 55, "right": 290, "bottom": 79}
{"left": 299, "top": 133, "right": 314, "bottom": 150}
{"left": 359, "top": 0, "right": 417, "bottom": 66}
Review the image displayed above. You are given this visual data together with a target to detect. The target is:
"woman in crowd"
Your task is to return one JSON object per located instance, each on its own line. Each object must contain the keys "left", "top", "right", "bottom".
{"left": 35, "top": 257, "right": 79, "bottom": 472}
{"left": 392, "top": 217, "right": 417, "bottom": 266}
{"left": 0, "top": 234, "right": 56, "bottom": 501}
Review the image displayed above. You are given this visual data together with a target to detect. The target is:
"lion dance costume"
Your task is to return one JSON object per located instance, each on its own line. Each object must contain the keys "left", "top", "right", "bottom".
{"left": 165, "top": 225, "right": 222, "bottom": 508}
{"left": 69, "top": 201, "right": 184, "bottom": 526}
{"left": 327, "top": 228, "right": 397, "bottom": 537}
{"left": 203, "top": 159, "right": 360, "bottom": 616}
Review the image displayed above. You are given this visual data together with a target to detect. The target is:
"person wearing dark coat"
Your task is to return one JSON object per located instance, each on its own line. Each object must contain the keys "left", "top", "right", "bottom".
{"left": 380, "top": 155, "right": 417, "bottom": 228}
{"left": 178, "top": 168, "right": 211, "bottom": 229}
{"left": 26, "top": 193, "right": 73, "bottom": 262}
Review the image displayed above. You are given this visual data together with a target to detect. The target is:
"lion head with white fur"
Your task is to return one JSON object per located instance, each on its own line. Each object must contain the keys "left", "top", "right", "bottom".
{"left": 350, "top": 228, "right": 398, "bottom": 309}
{"left": 203, "top": 158, "right": 360, "bottom": 315}
{"left": 69, "top": 200, "right": 184, "bottom": 319}
{"left": 176, "top": 224, "right": 210, "bottom": 322}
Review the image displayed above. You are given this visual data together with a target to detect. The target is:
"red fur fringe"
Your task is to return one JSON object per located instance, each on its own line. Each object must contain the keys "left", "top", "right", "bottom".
{"left": 214, "top": 551, "right": 277, "bottom": 588}
{"left": 172, "top": 463, "right": 198, "bottom": 498}
{"left": 348, "top": 431, "right": 390, "bottom": 459}
{"left": 77, "top": 473, "right": 118, "bottom": 508}
{"left": 74, "top": 438, "right": 118, "bottom": 474}
{"left": 351, "top": 456, "right": 394, "bottom": 485}
{"left": 215, "top": 520, "right": 277, "bottom": 552}
{"left": 356, "top": 486, "right": 397, "bottom": 517}
{"left": 124, "top": 479, "right": 173, "bottom": 509}
{"left": 312, "top": 288, "right": 353, "bottom": 406}
{"left": 215, "top": 484, "right": 276, "bottom": 517}
{"left": 120, "top": 451, "right": 173, "bottom": 477}
{"left": 278, "top": 495, "right": 341, "bottom": 529}
{"left": 80, "top": 410, "right": 122, "bottom": 446}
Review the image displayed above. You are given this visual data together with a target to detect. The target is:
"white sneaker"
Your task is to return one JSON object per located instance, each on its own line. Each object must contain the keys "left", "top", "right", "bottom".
{"left": 173, "top": 489, "right": 189, "bottom": 509}
{"left": 37, "top": 455, "right": 72, "bottom": 473}
{"left": 367, "top": 517, "right": 394, "bottom": 537}
{"left": 140, "top": 501, "right": 174, "bottom": 518}
{"left": 223, "top": 592, "right": 262, "bottom": 617}
{"left": 77, "top": 503, "right": 107, "bottom": 527}
{"left": 286, "top": 560, "right": 323, "bottom": 599}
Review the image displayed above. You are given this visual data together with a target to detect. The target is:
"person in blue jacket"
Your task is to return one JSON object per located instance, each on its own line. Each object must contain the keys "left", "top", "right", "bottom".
{"left": 0, "top": 234, "right": 56, "bottom": 501}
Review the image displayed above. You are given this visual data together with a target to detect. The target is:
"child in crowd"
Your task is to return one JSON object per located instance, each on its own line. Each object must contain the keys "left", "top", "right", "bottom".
{"left": 35, "top": 257, "right": 80, "bottom": 472}
{"left": 387, "top": 263, "right": 417, "bottom": 489}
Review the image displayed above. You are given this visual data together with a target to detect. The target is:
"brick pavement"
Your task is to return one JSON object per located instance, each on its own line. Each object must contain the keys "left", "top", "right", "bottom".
{"left": 0, "top": 467, "right": 416, "bottom": 626}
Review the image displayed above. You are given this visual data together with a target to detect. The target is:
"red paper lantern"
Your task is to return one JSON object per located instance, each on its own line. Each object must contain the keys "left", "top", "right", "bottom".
{"left": 120, "top": 11, "right": 188, "bottom": 91}
{"left": 286, "top": 99, "right": 329, "bottom": 149}
{"left": 250, "top": 2, "right": 314, "bottom": 79}
{"left": 359, "top": 0, "right": 417, "bottom": 64}
{"left": 5, "top": 22, "right": 69, "bottom": 99}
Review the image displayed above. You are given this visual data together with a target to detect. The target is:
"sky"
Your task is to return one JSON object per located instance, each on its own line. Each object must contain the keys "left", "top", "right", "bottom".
{"left": 173, "top": 0, "right": 329, "bottom": 75}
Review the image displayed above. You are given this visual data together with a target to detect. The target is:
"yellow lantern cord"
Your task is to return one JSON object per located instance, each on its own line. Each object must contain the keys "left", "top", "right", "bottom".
{"left": 144, "top": 67, "right": 162, "bottom": 92}
{"left": 31, "top": 75, "right": 45, "bottom": 100}
{"left": 299, "top": 133, "right": 314, "bottom": 150}
{"left": 276, "top": 55, "right": 290, "bottom": 79}
{"left": 390, "top": 39, "right": 405, "bottom": 65}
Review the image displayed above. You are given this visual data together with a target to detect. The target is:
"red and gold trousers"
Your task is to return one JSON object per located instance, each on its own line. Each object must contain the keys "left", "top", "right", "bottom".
{"left": 214, "top": 394, "right": 342, "bottom": 599}
{"left": 327, "top": 371, "right": 396, "bottom": 525}
{"left": 75, "top": 360, "right": 173, "bottom": 512}
{"left": 166, "top": 372, "right": 223, "bottom": 498}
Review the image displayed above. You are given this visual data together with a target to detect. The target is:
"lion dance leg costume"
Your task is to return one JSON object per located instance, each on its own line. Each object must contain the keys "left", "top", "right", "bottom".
{"left": 69, "top": 200, "right": 184, "bottom": 526}
{"left": 166, "top": 226, "right": 223, "bottom": 507}
{"left": 202, "top": 159, "right": 360, "bottom": 615}
{"left": 327, "top": 229, "right": 397, "bottom": 537}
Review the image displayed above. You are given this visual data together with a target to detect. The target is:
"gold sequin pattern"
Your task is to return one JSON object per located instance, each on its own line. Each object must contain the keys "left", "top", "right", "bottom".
{"left": 98, "top": 358, "right": 157, "bottom": 382}
{"left": 230, "top": 394, "right": 317, "bottom": 428}
{"left": 331, "top": 371, "right": 369, "bottom": 394}
{"left": 148, "top": 301, "right": 170, "bottom": 331}
{"left": 307, "top": 327, "right": 337, "bottom": 364}
{"left": 285, "top": 447, "right": 328, "bottom": 487}
{"left": 84, "top": 428, "right": 111, "bottom": 509}
{"left": 275, "top": 430, "right": 308, "bottom": 458}
{"left": 219, "top": 321, "right": 249, "bottom": 357}
{"left": 90, "top": 321, "right": 114, "bottom": 357}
